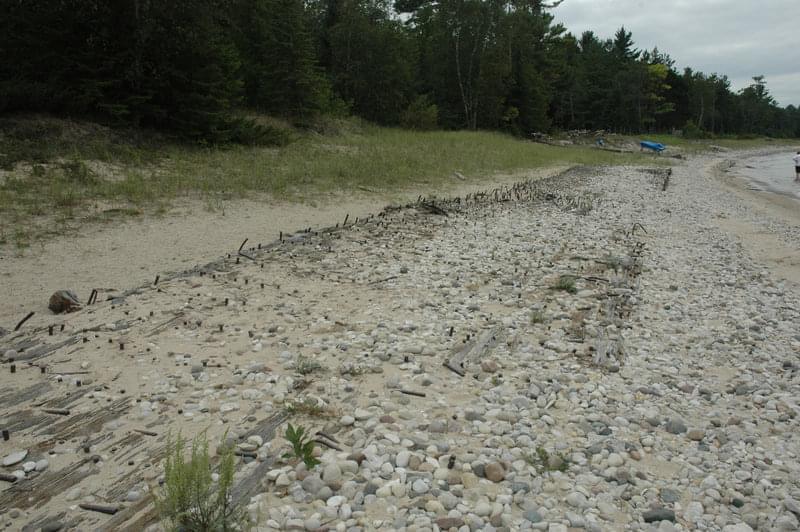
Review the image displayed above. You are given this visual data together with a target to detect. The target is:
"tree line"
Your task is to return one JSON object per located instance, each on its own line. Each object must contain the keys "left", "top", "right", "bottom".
{"left": 1, "top": 0, "right": 798, "bottom": 142}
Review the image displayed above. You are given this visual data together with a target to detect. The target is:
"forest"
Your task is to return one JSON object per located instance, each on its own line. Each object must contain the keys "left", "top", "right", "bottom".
{"left": 2, "top": 0, "right": 798, "bottom": 143}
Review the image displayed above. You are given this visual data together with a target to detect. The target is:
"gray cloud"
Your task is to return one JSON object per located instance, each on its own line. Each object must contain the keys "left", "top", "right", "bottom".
{"left": 552, "top": 0, "right": 799, "bottom": 107}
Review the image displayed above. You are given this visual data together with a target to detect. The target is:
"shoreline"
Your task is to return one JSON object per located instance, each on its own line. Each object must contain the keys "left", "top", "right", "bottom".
{"left": 709, "top": 151, "right": 800, "bottom": 288}
{"left": 734, "top": 150, "right": 800, "bottom": 202}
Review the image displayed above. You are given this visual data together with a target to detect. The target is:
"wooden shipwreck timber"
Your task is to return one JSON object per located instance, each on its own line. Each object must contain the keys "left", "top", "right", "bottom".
{"left": 0, "top": 166, "right": 668, "bottom": 530}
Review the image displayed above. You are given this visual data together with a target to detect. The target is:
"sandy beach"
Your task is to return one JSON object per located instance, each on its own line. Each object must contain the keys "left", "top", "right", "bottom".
{"left": 2, "top": 153, "right": 800, "bottom": 531}
{"left": 0, "top": 167, "right": 565, "bottom": 328}
{"left": 712, "top": 151, "right": 800, "bottom": 288}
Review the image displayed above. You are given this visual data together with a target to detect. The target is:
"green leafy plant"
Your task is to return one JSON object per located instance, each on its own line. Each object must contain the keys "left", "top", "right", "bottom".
{"left": 283, "top": 423, "right": 320, "bottom": 469}
{"left": 284, "top": 398, "right": 333, "bottom": 418}
{"left": 294, "top": 355, "right": 322, "bottom": 376}
{"left": 156, "top": 432, "right": 242, "bottom": 532}
{"left": 530, "top": 310, "right": 546, "bottom": 324}
{"left": 552, "top": 275, "right": 577, "bottom": 294}
{"left": 339, "top": 361, "right": 368, "bottom": 376}
{"left": 529, "top": 446, "right": 570, "bottom": 473}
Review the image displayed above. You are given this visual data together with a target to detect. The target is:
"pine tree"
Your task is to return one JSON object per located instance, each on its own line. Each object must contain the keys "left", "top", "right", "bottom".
{"left": 233, "top": 0, "right": 331, "bottom": 119}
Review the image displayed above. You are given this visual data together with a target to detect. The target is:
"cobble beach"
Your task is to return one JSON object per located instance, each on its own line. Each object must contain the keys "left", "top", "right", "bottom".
{"left": 2, "top": 154, "right": 800, "bottom": 531}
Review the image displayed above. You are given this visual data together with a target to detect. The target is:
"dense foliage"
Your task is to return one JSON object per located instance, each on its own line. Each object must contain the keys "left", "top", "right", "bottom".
{"left": 1, "top": 0, "right": 798, "bottom": 141}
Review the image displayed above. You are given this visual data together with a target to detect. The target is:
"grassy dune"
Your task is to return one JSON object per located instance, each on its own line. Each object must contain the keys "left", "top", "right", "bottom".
{"left": 0, "top": 115, "right": 791, "bottom": 248}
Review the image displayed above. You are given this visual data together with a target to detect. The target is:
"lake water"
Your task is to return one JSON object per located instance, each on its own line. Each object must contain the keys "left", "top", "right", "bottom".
{"left": 737, "top": 152, "right": 800, "bottom": 201}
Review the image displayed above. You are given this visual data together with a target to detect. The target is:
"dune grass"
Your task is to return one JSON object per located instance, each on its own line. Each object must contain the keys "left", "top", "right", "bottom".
{"left": 0, "top": 114, "right": 791, "bottom": 248}
{"left": 159, "top": 125, "right": 662, "bottom": 198}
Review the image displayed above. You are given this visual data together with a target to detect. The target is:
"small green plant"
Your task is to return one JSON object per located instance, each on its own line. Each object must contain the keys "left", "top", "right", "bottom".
{"left": 283, "top": 423, "right": 320, "bottom": 469}
{"left": 530, "top": 310, "right": 546, "bottom": 324}
{"left": 552, "top": 275, "right": 577, "bottom": 294}
{"left": 156, "top": 432, "right": 243, "bottom": 532}
{"left": 61, "top": 159, "right": 95, "bottom": 184}
{"left": 530, "top": 446, "right": 570, "bottom": 473}
{"left": 32, "top": 164, "right": 46, "bottom": 177}
{"left": 284, "top": 398, "right": 332, "bottom": 418}
{"left": 294, "top": 355, "right": 323, "bottom": 375}
{"left": 13, "top": 227, "right": 31, "bottom": 249}
{"left": 339, "top": 361, "right": 368, "bottom": 376}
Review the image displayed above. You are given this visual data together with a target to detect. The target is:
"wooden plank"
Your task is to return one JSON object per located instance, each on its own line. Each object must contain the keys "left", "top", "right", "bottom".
{"left": 37, "top": 397, "right": 131, "bottom": 444}
{"left": 231, "top": 411, "right": 288, "bottom": 505}
{"left": 0, "top": 382, "right": 53, "bottom": 408}
{"left": 445, "top": 325, "right": 505, "bottom": 375}
{"left": 7, "top": 338, "right": 80, "bottom": 362}
{"left": 145, "top": 313, "right": 185, "bottom": 337}
{"left": 0, "top": 458, "right": 97, "bottom": 510}
{"left": 20, "top": 511, "right": 79, "bottom": 532}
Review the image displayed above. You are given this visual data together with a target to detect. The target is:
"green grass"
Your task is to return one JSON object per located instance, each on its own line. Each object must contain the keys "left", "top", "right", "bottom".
{"left": 154, "top": 124, "right": 664, "bottom": 199}
{"left": 1, "top": 114, "right": 793, "bottom": 247}
{"left": 293, "top": 355, "right": 323, "bottom": 376}
{"left": 284, "top": 397, "right": 335, "bottom": 418}
{"left": 528, "top": 446, "right": 570, "bottom": 473}
{"left": 530, "top": 309, "right": 546, "bottom": 324}
{"left": 552, "top": 274, "right": 577, "bottom": 294}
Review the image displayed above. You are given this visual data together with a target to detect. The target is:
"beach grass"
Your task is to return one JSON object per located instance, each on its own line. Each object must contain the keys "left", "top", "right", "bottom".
{"left": 0, "top": 114, "right": 792, "bottom": 248}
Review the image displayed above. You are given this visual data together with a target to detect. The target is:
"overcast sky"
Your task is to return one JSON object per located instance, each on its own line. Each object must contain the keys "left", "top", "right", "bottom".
{"left": 552, "top": 0, "right": 799, "bottom": 107}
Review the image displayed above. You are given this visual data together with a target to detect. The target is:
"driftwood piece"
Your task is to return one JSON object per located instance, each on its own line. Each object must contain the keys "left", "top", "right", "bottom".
{"left": 442, "top": 361, "right": 465, "bottom": 377}
{"left": 314, "top": 438, "right": 342, "bottom": 451}
{"left": 0, "top": 458, "right": 97, "bottom": 510}
{"left": 42, "top": 408, "right": 71, "bottom": 416}
{"left": 38, "top": 397, "right": 131, "bottom": 444}
{"left": 94, "top": 495, "right": 152, "bottom": 532}
{"left": 230, "top": 411, "right": 288, "bottom": 505}
{"left": 444, "top": 325, "right": 506, "bottom": 376}
{"left": 0, "top": 382, "right": 53, "bottom": 408}
{"left": 14, "top": 311, "right": 35, "bottom": 331}
{"left": 368, "top": 275, "right": 398, "bottom": 285}
{"left": 79, "top": 503, "right": 118, "bottom": 515}
{"left": 5, "top": 337, "right": 80, "bottom": 362}
{"left": 417, "top": 202, "right": 448, "bottom": 216}
{"left": 145, "top": 313, "right": 185, "bottom": 337}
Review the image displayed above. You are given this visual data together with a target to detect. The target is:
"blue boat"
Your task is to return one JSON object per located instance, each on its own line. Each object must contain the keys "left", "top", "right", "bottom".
{"left": 640, "top": 140, "right": 666, "bottom": 153}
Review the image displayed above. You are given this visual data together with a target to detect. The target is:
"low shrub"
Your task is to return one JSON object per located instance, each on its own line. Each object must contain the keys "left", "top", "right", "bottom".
{"left": 156, "top": 432, "right": 243, "bottom": 532}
